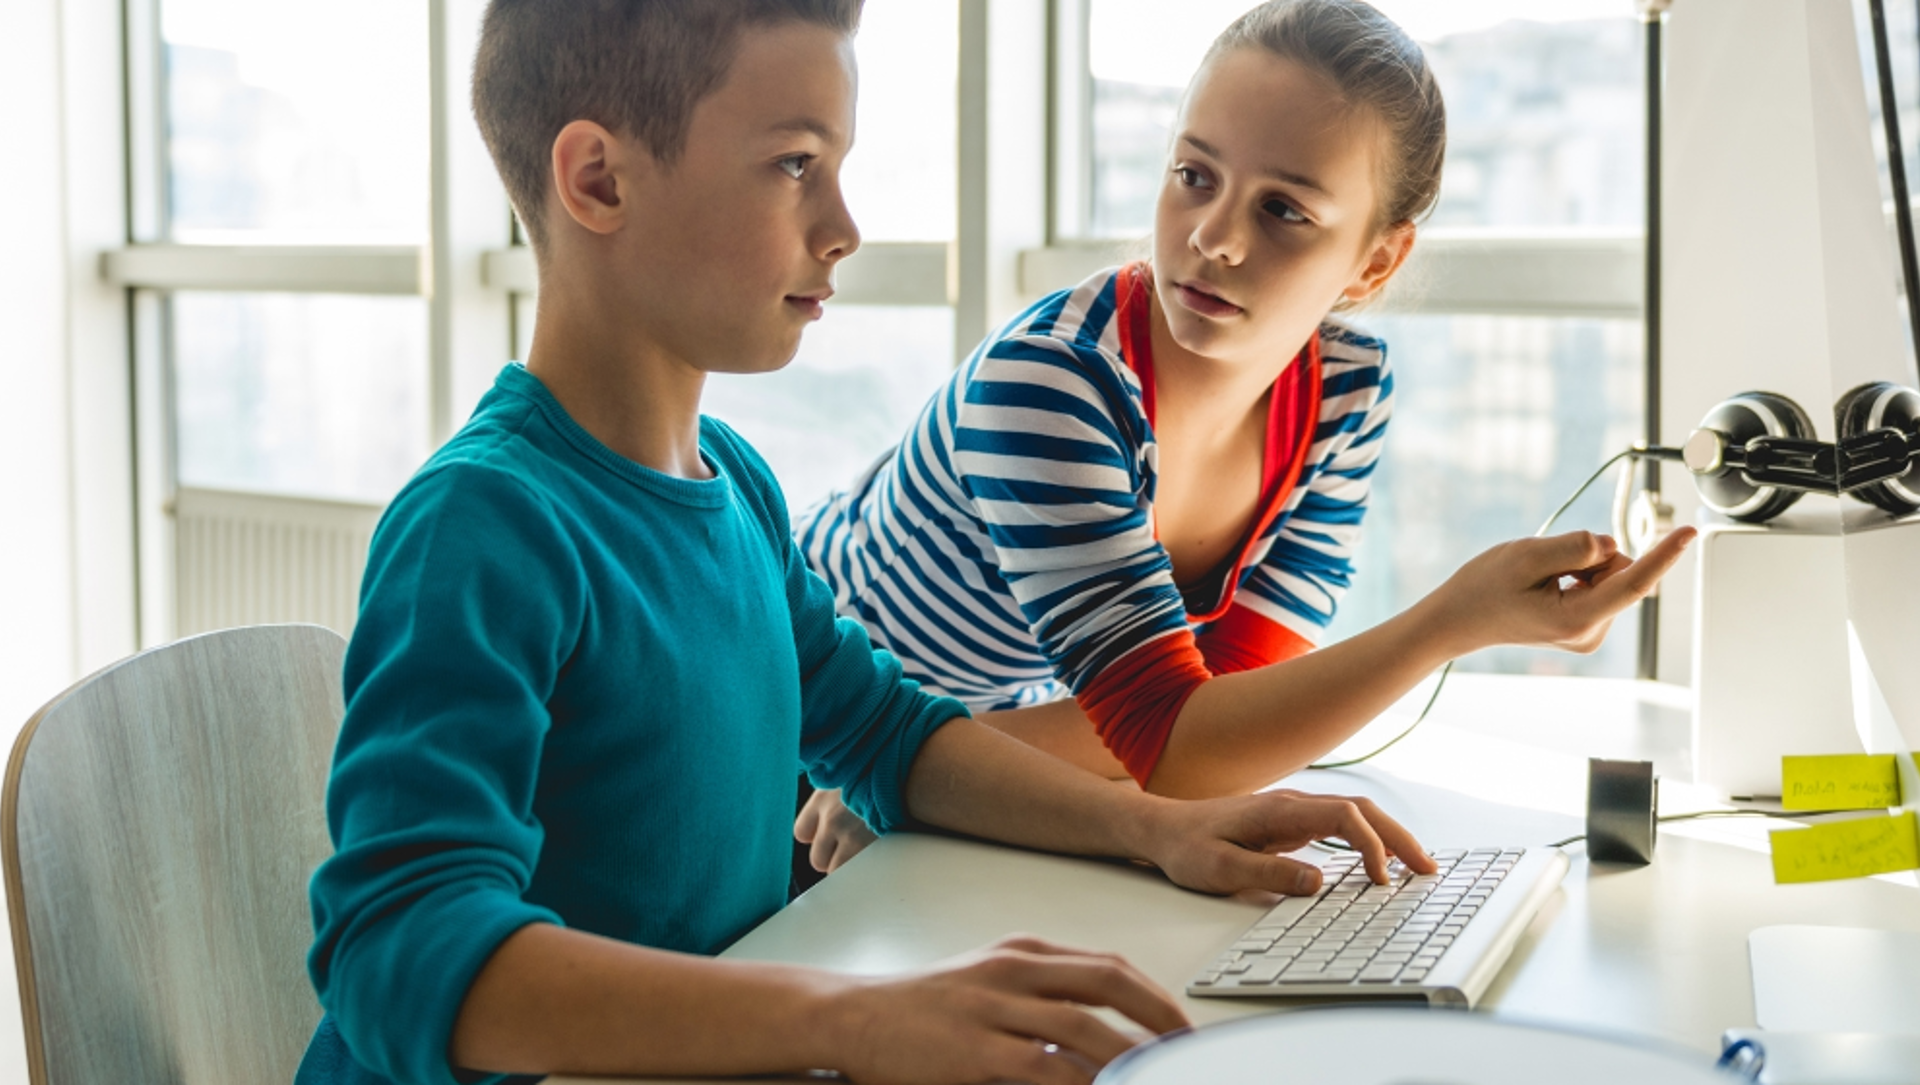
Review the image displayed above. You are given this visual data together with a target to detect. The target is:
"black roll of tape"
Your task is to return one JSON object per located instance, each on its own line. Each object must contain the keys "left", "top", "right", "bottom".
{"left": 1587, "top": 758, "right": 1658, "bottom": 864}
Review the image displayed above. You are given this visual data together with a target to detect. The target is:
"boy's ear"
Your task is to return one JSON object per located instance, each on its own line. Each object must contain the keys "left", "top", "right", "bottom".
{"left": 1343, "top": 222, "right": 1417, "bottom": 305}
{"left": 550, "top": 120, "right": 633, "bottom": 237}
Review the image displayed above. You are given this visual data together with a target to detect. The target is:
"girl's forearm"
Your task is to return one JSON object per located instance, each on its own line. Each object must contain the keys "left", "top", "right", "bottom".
{"left": 976, "top": 698, "right": 1133, "bottom": 779}
{"left": 979, "top": 598, "right": 1460, "bottom": 799}
{"left": 1145, "top": 597, "right": 1460, "bottom": 797}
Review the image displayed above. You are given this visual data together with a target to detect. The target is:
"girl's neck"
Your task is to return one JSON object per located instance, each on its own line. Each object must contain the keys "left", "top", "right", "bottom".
{"left": 1144, "top": 277, "right": 1300, "bottom": 434}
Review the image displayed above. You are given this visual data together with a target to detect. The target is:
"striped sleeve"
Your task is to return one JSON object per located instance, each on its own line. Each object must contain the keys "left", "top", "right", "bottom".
{"left": 950, "top": 334, "right": 1192, "bottom": 696}
{"left": 1236, "top": 330, "right": 1394, "bottom": 642}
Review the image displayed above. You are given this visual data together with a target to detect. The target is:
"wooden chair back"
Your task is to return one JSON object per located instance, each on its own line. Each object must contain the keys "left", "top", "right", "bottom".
{"left": 2, "top": 624, "right": 346, "bottom": 1085}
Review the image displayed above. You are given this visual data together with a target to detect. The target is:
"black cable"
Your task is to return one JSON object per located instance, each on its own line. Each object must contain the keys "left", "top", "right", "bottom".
{"left": 1547, "top": 807, "right": 1862, "bottom": 850}
{"left": 1307, "top": 449, "right": 1640, "bottom": 772}
{"left": 1870, "top": 0, "right": 1920, "bottom": 373}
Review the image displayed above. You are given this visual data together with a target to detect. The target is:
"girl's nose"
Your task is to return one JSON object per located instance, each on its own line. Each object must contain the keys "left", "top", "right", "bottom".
{"left": 1190, "top": 201, "right": 1247, "bottom": 266}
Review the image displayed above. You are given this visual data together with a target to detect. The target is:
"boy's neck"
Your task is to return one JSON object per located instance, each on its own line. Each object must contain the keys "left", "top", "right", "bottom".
{"left": 524, "top": 283, "right": 713, "bottom": 481}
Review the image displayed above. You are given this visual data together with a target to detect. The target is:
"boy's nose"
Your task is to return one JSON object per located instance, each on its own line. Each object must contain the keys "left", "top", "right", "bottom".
{"left": 817, "top": 189, "right": 862, "bottom": 264}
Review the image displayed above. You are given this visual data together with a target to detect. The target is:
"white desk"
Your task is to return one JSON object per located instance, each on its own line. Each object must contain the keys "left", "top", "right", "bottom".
{"left": 554, "top": 675, "right": 1920, "bottom": 1084}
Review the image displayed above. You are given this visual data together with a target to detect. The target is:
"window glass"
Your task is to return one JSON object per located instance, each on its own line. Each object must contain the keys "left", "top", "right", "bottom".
{"left": 703, "top": 307, "right": 956, "bottom": 510}
{"left": 1321, "top": 314, "right": 1644, "bottom": 677}
{"left": 160, "top": 0, "right": 429, "bottom": 241}
{"left": 842, "top": 1, "right": 959, "bottom": 241}
{"left": 171, "top": 293, "right": 430, "bottom": 503}
{"left": 1085, "top": 0, "right": 1642, "bottom": 236}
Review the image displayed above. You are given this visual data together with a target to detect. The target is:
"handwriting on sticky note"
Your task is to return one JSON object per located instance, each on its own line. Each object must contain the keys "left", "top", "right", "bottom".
{"left": 1770, "top": 811, "right": 1920, "bottom": 884}
{"left": 1780, "top": 754, "right": 1902, "bottom": 810}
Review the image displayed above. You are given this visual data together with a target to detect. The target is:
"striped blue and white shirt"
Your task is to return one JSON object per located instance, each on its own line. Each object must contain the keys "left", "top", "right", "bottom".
{"left": 795, "top": 265, "right": 1393, "bottom": 713}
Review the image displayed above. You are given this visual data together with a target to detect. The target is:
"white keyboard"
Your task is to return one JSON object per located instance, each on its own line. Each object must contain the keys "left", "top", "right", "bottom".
{"left": 1188, "top": 846, "right": 1571, "bottom": 1007}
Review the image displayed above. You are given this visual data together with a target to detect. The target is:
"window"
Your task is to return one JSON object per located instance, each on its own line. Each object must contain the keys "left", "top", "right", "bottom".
{"left": 149, "top": 0, "right": 433, "bottom": 505}
{"left": 171, "top": 293, "right": 429, "bottom": 503}
{"left": 1069, "top": 0, "right": 1649, "bottom": 676}
{"left": 157, "top": 0, "right": 430, "bottom": 243}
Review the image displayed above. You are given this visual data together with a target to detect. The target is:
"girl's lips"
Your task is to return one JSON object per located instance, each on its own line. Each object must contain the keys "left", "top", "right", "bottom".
{"left": 1175, "top": 281, "right": 1244, "bottom": 319}
{"left": 785, "top": 295, "right": 827, "bottom": 321}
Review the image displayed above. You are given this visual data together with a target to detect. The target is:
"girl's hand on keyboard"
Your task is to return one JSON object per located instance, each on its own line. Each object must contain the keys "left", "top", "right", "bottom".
{"left": 1141, "top": 789, "right": 1438, "bottom": 896}
{"left": 823, "top": 934, "right": 1187, "bottom": 1085}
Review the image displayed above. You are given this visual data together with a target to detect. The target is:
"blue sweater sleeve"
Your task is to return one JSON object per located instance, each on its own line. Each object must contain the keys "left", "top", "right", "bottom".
{"left": 705, "top": 421, "right": 968, "bottom": 835}
{"left": 307, "top": 463, "right": 578, "bottom": 1085}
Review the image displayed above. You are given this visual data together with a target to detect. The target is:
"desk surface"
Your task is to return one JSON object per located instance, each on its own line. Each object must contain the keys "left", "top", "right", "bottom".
{"left": 553, "top": 675, "right": 1920, "bottom": 1084}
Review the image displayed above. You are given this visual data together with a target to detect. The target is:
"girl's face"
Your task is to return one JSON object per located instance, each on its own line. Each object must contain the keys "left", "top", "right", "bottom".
{"left": 1152, "top": 48, "right": 1413, "bottom": 369}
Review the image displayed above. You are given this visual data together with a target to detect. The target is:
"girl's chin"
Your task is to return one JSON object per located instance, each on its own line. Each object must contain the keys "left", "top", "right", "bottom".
{"left": 1164, "top": 312, "right": 1243, "bottom": 359}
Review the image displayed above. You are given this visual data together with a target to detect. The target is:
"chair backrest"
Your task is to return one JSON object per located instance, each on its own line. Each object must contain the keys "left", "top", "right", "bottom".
{"left": 2, "top": 624, "right": 346, "bottom": 1085}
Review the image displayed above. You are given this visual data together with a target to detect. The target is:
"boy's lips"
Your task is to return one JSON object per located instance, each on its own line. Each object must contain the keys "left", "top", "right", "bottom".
{"left": 1174, "top": 280, "right": 1243, "bottom": 319}
{"left": 785, "top": 286, "right": 834, "bottom": 321}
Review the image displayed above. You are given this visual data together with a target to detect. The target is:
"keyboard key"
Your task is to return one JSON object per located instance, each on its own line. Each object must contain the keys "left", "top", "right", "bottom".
{"left": 1400, "top": 966, "right": 1431, "bottom": 981}
{"left": 1244, "top": 962, "right": 1286, "bottom": 983}
{"left": 1285, "top": 968, "right": 1361, "bottom": 984}
{"left": 1220, "top": 960, "right": 1251, "bottom": 974}
{"left": 1359, "top": 964, "right": 1404, "bottom": 982}
{"left": 1374, "top": 951, "right": 1414, "bottom": 964}
{"left": 1258, "top": 895, "right": 1320, "bottom": 929}
{"left": 1193, "top": 973, "right": 1219, "bottom": 986}
{"left": 1427, "top": 935, "right": 1455, "bottom": 948}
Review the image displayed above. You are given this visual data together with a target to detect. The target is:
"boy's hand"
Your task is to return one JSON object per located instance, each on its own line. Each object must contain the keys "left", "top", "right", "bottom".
{"left": 824, "top": 935, "right": 1187, "bottom": 1085}
{"left": 795, "top": 788, "right": 877, "bottom": 873}
{"left": 1422, "top": 528, "right": 1696, "bottom": 659}
{"left": 1138, "top": 789, "right": 1438, "bottom": 897}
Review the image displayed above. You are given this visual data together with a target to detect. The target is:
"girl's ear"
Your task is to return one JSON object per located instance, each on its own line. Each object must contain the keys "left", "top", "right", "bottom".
{"left": 1342, "top": 222, "right": 1417, "bottom": 306}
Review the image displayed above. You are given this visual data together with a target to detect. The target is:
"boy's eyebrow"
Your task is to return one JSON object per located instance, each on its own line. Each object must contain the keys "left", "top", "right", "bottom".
{"left": 1179, "top": 134, "right": 1329, "bottom": 197}
{"left": 769, "top": 117, "right": 848, "bottom": 146}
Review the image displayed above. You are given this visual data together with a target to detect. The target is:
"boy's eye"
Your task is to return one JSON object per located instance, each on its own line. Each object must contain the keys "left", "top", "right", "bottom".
{"left": 777, "top": 154, "right": 814, "bottom": 180}
{"left": 1263, "top": 198, "right": 1307, "bottom": 224}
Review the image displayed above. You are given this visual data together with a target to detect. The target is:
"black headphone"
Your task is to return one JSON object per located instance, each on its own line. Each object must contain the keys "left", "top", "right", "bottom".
{"left": 1638, "top": 383, "right": 1920, "bottom": 524}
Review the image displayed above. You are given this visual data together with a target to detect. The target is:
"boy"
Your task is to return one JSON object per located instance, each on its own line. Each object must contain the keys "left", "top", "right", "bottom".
{"left": 298, "top": 3, "right": 1434, "bottom": 1084}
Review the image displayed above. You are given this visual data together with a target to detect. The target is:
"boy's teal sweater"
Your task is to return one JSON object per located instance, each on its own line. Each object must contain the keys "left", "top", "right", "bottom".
{"left": 296, "top": 364, "right": 966, "bottom": 1085}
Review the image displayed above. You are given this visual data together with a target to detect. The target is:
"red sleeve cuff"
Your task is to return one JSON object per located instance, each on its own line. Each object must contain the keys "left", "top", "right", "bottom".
{"left": 1195, "top": 602, "right": 1312, "bottom": 676}
{"left": 1077, "top": 633, "right": 1211, "bottom": 787}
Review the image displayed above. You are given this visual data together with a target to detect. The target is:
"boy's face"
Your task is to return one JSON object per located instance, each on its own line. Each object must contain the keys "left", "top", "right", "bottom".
{"left": 575, "top": 22, "right": 861, "bottom": 375}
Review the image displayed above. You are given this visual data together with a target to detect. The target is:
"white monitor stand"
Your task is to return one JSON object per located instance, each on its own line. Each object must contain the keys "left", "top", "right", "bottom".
{"left": 1735, "top": 513, "right": 1920, "bottom": 1082}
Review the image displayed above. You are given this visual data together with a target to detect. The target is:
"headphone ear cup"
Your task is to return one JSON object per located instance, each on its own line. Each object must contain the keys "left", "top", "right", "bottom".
{"left": 1693, "top": 391, "right": 1814, "bottom": 523}
{"left": 1836, "top": 381, "right": 1920, "bottom": 515}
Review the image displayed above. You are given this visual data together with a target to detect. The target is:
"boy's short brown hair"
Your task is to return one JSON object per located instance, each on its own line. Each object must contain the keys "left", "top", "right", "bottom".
{"left": 473, "top": 0, "right": 864, "bottom": 249}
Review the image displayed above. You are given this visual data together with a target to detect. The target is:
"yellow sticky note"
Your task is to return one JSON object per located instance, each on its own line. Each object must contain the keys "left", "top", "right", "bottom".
{"left": 1770, "top": 811, "right": 1920, "bottom": 884}
{"left": 1781, "top": 754, "right": 1902, "bottom": 810}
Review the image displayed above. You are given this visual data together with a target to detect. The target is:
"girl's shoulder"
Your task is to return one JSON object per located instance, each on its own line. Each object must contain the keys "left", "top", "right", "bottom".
{"left": 1315, "top": 316, "right": 1390, "bottom": 374}
{"left": 964, "top": 265, "right": 1147, "bottom": 414}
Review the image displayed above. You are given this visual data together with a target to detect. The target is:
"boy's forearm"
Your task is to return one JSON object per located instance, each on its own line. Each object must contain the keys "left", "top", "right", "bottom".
{"left": 1146, "top": 599, "right": 1459, "bottom": 797}
{"left": 903, "top": 718, "right": 1171, "bottom": 861}
{"left": 450, "top": 923, "right": 853, "bottom": 1078}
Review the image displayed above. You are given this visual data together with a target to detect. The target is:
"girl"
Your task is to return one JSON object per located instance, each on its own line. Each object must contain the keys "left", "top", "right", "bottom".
{"left": 794, "top": 0, "right": 1692, "bottom": 870}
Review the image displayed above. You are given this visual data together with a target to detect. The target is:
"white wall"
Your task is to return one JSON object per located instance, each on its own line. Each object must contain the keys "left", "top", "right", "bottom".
{"left": 0, "top": 0, "right": 80, "bottom": 733}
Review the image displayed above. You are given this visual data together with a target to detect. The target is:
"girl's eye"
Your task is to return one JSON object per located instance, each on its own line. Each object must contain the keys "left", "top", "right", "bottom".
{"left": 1263, "top": 198, "right": 1307, "bottom": 224}
{"left": 777, "top": 154, "right": 814, "bottom": 180}
{"left": 1172, "top": 166, "right": 1208, "bottom": 189}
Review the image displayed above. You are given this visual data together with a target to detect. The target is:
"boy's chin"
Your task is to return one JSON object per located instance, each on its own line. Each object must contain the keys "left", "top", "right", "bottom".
{"left": 700, "top": 333, "right": 805, "bottom": 377}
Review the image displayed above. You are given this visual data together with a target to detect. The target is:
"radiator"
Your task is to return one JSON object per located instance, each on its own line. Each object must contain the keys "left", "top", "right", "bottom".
{"left": 173, "top": 488, "right": 385, "bottom": 639}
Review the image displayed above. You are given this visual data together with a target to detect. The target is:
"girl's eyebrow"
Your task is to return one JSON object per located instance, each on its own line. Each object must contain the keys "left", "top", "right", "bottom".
{"left": 1178, "top": 134, "right": 1329, "bottom": 198}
